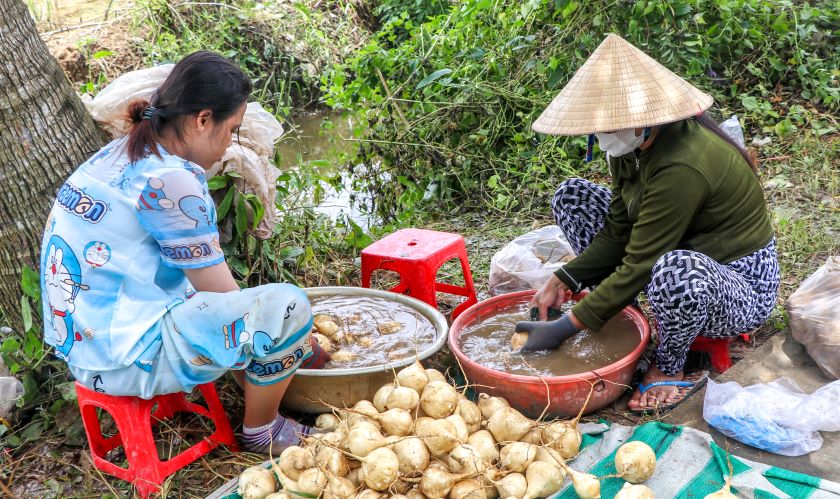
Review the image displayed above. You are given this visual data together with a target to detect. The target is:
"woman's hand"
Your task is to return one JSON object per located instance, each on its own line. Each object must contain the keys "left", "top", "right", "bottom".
{"left": 532, "top": 274, "right": 571, "bottom": 320}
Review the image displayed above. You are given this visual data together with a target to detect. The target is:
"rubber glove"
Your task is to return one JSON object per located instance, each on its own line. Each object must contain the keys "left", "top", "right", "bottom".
{"left": 515, "top": 312, "right": 581, "bottom": 352}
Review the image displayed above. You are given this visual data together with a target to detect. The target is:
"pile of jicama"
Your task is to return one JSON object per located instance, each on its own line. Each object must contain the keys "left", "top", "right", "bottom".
{"left": 236, "top": 361, "right": 734, "bottom": 499}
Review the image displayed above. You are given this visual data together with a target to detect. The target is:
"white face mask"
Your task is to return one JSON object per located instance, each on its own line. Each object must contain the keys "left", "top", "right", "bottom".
{"left": 595, "top": 129, "right": 644, "bottom": 157}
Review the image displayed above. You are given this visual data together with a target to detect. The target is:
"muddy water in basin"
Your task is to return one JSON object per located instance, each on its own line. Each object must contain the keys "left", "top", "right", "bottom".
{"left": 310, "top": 295, "right": 437, "bottom": 368}
{"left": 458, "top": 301, "right": 640, "bottom": 377}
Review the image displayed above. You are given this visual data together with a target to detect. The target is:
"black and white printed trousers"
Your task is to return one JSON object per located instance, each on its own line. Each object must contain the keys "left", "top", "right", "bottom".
{"left": 552, "top": 178, "right": 780, "bottom": 375}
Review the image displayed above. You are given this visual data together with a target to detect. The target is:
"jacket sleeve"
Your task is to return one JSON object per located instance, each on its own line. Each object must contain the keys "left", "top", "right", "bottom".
{"left": 554, "top": 176, "right": 632, "bottom": 292}
{"left": 570, "top": 165, "right": 710, "bottom": 330}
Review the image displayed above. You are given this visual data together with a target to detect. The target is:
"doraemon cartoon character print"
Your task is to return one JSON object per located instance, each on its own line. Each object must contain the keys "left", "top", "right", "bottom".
{"left": 136, "top": 177, "right": 174, "bottom": 211}
{"left": 43, "top": 235, "right": 89, "bottom": 357}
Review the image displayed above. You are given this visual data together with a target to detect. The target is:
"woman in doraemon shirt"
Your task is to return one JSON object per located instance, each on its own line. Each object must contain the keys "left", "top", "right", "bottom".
{"left": 40, "top": 51, "right": 329, "bottom": 454}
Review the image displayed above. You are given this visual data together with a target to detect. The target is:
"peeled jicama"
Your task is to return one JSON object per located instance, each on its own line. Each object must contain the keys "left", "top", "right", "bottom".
{"left": 495, "top": 473, "right": 527, "bottom": 499}
{"left": 277, "top": 446, "right": 315, "bottom": 480}
{"left": 237, "top": 466, "right": 277, "bottom": 499}
{"left": 420, "top": 380, "right": 460, "bottom": 418}
{"left": 415, "top": 417, "right": 461, "bottom": 456}
{"left": 467, "top": 430, "right": 499, "bottom": 463}
{"left": 397, "top": 361, "right": 430, "bottom": 393}
{"left": 615, "top": 483, "right": 655, "bottom": 499}
{"left": 458, "top": 399, "right": 482, "bottom": 433}
{"left": 362, "top": 447, "right": 400, "bottom": 491}
{"left": 450, "top": 479, "right": 488, "bottom": 499}
{"left": 297, "top": 468, "right": 328, "bottom": 497}
{"left": 426, "top": 368, "right": 447, "bottom": 383}
{"left": 523, "top": 461, "right": 565, "bottom": 499}
{"left": 614, "top": 441, "right": 656, "bottom": 483}
{"left": 487, "top": 407, "right": 534, "bottom": 442}
{"left": 499, "top": 442, "right": 537, "bottom": 472}
{"left": 393, "top": 438, "right": 431, "bottom": 473}
{"left": 316, "top": 413, "right": 341, "bottom": 430}
{"left": 386, "top": 386, "right": 421, "bottom": 411}
{"left": 448, "top": 444, "right": 490, "bottom": 475}
{"left": 447, "top": 414, "right": 471, "bottom": 442}
{"left": 478, "top": 393, "right": 510, "bottom": 419}
{"left": 373, "top": 383, "right": 396, "bottom": 412}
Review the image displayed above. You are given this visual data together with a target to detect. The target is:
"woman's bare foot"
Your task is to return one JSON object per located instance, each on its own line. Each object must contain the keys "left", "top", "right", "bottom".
{"left": 628, "top": 365, "right": 684, "bottom": 410}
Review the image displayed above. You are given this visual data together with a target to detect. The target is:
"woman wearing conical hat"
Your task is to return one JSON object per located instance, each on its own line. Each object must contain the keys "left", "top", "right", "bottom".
{"left": 516, "top": 34, "right": 779, "bottom": 412}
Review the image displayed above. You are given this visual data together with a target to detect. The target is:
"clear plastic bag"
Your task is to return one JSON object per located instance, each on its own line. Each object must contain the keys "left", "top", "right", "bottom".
{"left": 488, "top": 226, "right": 575, "bottom": 295}
{"left": 719, "top": 115, "right": 746, "bottom": 148}
{"left": 785, "top": 256, "right": 840, "bottom": 379}
{"left": 702, "top": 377, "right": 840, "bottom": 456}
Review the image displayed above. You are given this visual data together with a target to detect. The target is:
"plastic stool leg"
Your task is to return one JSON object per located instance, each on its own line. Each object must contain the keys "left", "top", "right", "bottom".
{"left": 450, "top": 254, "right": 478, "bottom": 319}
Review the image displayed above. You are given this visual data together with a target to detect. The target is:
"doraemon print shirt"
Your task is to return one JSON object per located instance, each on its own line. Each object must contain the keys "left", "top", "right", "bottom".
{"left": 40, "top": 137, "right": 224, "bottom": 370}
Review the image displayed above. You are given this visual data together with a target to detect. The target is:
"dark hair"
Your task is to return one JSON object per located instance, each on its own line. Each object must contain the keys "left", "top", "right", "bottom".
{"left": 126, "top": 51, "right": 251, "bottom": 162}
{"left": 694, "top": 112, "right": 757, "bottom": 173}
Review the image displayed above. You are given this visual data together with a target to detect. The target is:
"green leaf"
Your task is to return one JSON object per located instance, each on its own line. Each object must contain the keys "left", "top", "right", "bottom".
{"left": 20, "top": 421, "right": 44, "bottom": 443}
{"left": 245, "top": 194, "right": 265, "bottom": 229}
{"left": 235, "top": 194, "right": 248, "bottom": 238}
{"left": 57, "top": 381, "right": 77, "bottom": 401}
{"left": 21, "top": 266, "right": 39, "bottom": 299}
{"left": 228, "top": 258, "right": 249, "bottom": 278}
{"left": 92, "top": 50, "right": 113, "bottom": 59}
{"left": 217, "top": 188, "right": 235, "bottom": 221}
{"left": 207, "top": 175, "right": 229, "bottom": 190}
{"left": 20, "top": 295, "right": 32, "bottom": 333}
{"left": 415, "top": 69, "right": 453, "bottom": 90}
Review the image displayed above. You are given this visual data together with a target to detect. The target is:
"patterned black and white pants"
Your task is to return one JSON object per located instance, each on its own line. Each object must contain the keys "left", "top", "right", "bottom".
{"left": 552, "top": 178, "right": 780, "bottom": 375}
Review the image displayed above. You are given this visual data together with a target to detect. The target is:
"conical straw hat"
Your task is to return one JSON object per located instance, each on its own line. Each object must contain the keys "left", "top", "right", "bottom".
{"left": 532, "top": 34, "right": 713, "bottom": 135}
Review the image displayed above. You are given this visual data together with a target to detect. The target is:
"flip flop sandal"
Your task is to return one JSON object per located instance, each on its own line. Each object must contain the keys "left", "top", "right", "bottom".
{"left": 630, "top": 370, "right": 710, "bottom": 414}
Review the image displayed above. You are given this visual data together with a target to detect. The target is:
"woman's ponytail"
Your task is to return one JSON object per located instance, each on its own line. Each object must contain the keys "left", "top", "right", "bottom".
{"left": 126, "top": 99, "right": 163, "bottom": 162}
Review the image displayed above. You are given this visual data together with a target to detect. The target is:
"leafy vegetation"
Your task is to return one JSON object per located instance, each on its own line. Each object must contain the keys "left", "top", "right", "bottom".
{"left": 325, "top": 0, "right": 839, "bottom": 213}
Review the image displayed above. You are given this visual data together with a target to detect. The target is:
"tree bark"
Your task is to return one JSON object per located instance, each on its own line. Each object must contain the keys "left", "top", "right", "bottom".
{"left": 0, "top": 0, "right": 105, "bottom": 328}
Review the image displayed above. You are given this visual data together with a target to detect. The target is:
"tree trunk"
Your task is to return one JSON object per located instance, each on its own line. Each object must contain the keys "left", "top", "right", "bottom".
{"left": 0, "top": 0, "right": 105, "bottom": 328}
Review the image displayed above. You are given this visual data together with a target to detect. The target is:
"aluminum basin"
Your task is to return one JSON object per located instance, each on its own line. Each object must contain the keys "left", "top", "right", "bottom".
{"left": 281, "top": 286, "right": 449, "bottom": 414}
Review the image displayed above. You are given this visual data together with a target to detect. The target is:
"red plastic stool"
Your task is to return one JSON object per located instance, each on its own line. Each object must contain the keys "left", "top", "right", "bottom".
{"left": 689, "top": 334, "right": 751, "bottom": 373}
{"left": 361, "top": 228, "right": 478, "bottom": 319}
{"left": 76, "top": 382, "right": 238, "bottom": 498}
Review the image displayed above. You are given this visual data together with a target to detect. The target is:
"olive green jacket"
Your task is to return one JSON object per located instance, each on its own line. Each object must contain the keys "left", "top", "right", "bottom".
{"left": 555, "top": 119, "right": 773, "bottom": 330}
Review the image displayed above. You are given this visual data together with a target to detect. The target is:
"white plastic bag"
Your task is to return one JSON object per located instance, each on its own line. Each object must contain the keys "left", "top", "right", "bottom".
{"left": 488, "top": 226, "right": 575, "bottom": 295}
{"left": 786, "top": 256, "right": 840, "bottom": 379}
{"left": 0, "top": 376, "right": 23, "bottom": 419}
{"left": 703, "top": 377, "right": 840, "bottom": 456}
{"left": 83, "top": 64, "right": 175, "bottom": 137}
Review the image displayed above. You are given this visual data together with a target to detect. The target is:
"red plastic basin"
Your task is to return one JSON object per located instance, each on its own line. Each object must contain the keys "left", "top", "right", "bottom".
{"left": 448, "top": 290, "right": 650, "bottom": 419}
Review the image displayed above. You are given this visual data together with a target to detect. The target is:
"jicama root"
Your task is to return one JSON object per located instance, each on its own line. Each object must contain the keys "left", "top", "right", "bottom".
{"left": 393, "top": 437, "right": 431, "bottom": 474}
{"left": 614, "top": 441, "right": 656, "bottom": 483}
{"left": 458, "top": 398, "right": 483, "bottom": 434}
{"left": 448, "top": 444, "right": 491, "bottom": 475}
{"left": 615, "top": 483, "right": 655, "bottom": 499}
{"left": 323, "top": 476, "right": 356, "bottom": 499}
{"left": 277, "top": 446, "right": 315, "bottom": 480}
{"left": 397, "top": 360, "right": 430, "bottom": 393}
{"left": 296, "top": 468, "right": 328, "bottom": 497}
{"left": 510, "top": 332, "right": 528, "bottom": 351}
{"left": 487, "top": 406, "right": 535, "bottom": 442}
{"left": 362, "top": 447, "right": 400, "bottom": 491}
{"left": 331, "top": 350, "right": 357, "bottom": 363}
{"left": 478, "top": 393, "right": 510, "bottom": 419}
{"left": 495, "top": 472, "right": 527, "bottom": 499}
{"left": 415, "top": 416, "right": 461, "bottom": 456}
{"left": 522, "top": 460, "right": 565, "bottom": 499}
{"left": 316, "top": 413, "right": 341, "bottom": 430}
{"left": 426, "top": 368, "right": 447, "bottom": 383}
{"left": 421, "top": 380, "right": 460, "bottom": 419}
{"left": 373, "top": 383, "right": 396, "bottom": 412}
{"left": 450, "top": 478, "right": 488, "bottom": 499}
{"left": 378, "top": 320, "right": 403, "bottom": 334}
{"left": 541, "top": 383, "right": 595, "bottom": 459}
{"left": 386, "top": 385, "right": 421, "bottom": 411}
{"left": 237, "top": 466, "right": 277, "bottom": 499}
{"left": 312, "top": 332, "right": 334, "bottom": 352}
{"left": 499, "top": 442, "right": 537, "bottom": 473}
{"left": 467, "top": 430, "right": 499, "bottom": 462}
